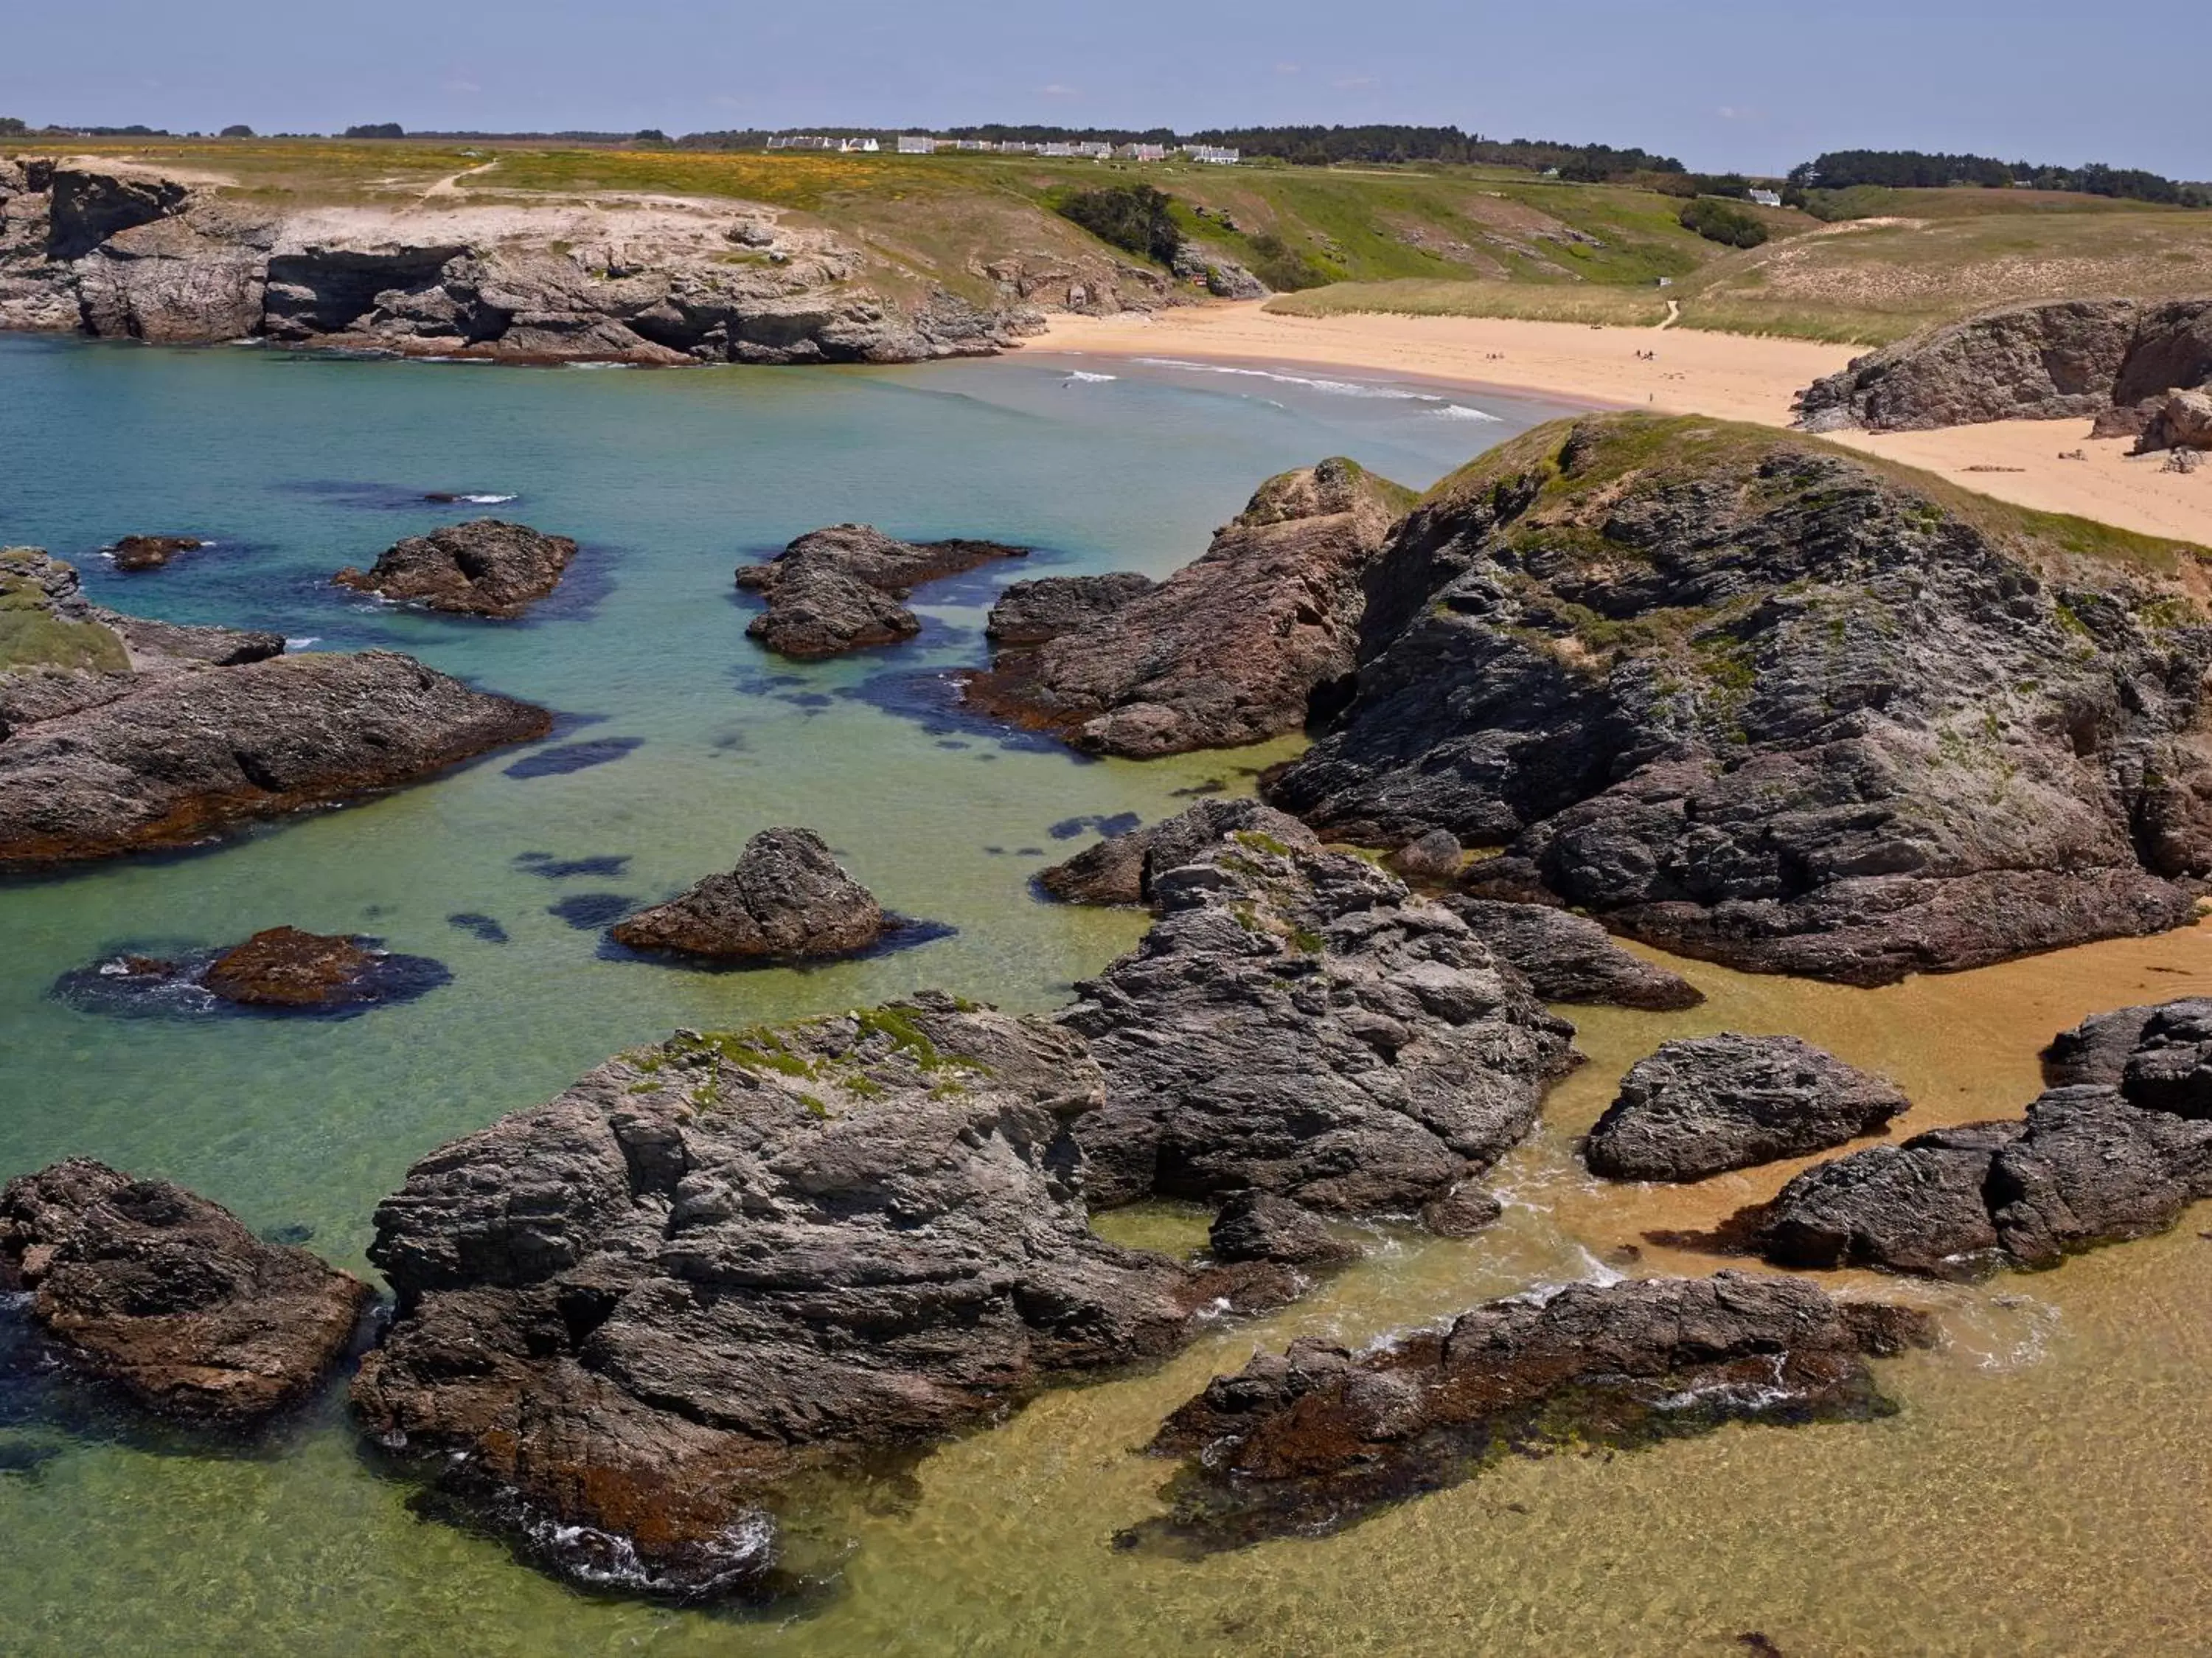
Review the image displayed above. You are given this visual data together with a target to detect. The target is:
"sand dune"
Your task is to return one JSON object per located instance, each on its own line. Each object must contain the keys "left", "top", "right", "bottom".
{"left": 1036, "top": 303, "right": 2211, "bottom": 547}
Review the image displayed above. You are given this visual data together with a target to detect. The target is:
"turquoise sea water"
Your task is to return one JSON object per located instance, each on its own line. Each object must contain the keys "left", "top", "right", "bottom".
{"left": 4, "top": 336, "right": 2208, "bottom": 1657}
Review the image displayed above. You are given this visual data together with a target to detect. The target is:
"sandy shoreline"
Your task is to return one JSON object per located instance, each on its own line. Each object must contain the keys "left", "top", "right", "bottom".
{"left": 1034, "top": 303, "right": 2212, "bottom": 547}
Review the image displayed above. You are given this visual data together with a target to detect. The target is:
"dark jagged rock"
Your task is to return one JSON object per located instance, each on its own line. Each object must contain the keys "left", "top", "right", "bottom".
{"left": 962, "top": 459, "right": 1413, "bottom": 757}
{"left": 1057, "top": 835, "right": 1578, "bottom": 1218}
{"left": 1585, "top": 1034, "right": 1910, "bottom": 1183}
{"left": 1267, "top": 415, "right": 2212, "bottom": 985}
{"left": 1036, "top": 798, "right": 1318, "bottom": 906}
{"left": 1439, "top": 897, "right": 1703, "bottom": 1010}
{"left": 0, "top": 1159, "right": 372, "bottom": 1425}
{"left": 0, "top": 547, "right": 549, "bottom": 867}
{"left": 1206, "top": 1191, "right": 1360, "bottom": 1267}
{"left": 984, "top": 572, "right": 1157, "bottom": 646}
{"left": 1135, "top": 1272, "right": 1935, "bottom": 1551}
{"left": 352, "top": 994, "right": 1287, "bottom": 1602}
{"left": 333, "top": 519, "right": 579, "bottom": 617}
{"left": 609, "top": 828, "right": 889, "bottom": 960}
{"left": 1794, "top": 297, "right": 2212, "bottom": 436}
{"left": 736, "top": 524, "right": 1029, "bottom": 660}
{"left": 106, "top": 534, "right": 205, "bottom": 572}
{"left": 1752, "top": 999, "right": 2212, "bottom": 1275}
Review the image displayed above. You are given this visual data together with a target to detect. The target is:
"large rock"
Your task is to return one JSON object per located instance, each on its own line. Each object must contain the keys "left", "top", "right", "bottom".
{"left": 1266, "top": 416, "right": 2212, "bottom": 985}
{"left": 352, "top": 994, "right": 1287, "bottom": 1600}
{"left": 1136, "top": 1272, "right": 1935, "bottom": 1550}
{"left": 610, "top": 827, "right": 888, "bottom": 960}
{"left": 1584, "top": 1033, "right": 1909, "bottom": 1182}
{"left": 1057, "top": 834, "right": 1578, "bottom": 1218}
{"left": 106, "top": 534, "right": 206, "bottom": 572}
{"left": 0, "top": 1159, "right": 372, "bottom": 1424}
{"left": 962, "top": 458, "right": 1413, "bottom": 756}
{"left": 1753, "top": 999, "right": 2212, "bottom": 1275}
{"left": 2138, "top": 387, "right": 2212, "bottom": 454}
{"left": 983, "top": 572, "right": 1156, "bottom": 647}
{"left": 736, "top": 524, "right": 1028, "bottom": 659}
{"left": 0, "top": 549, "right": 551, "bottom": 867}
{"left": 1036, "top": 798, "right": 1319, "bottom": 906}
{"left": 333, "top": 519, "right": 579, "bottom": 617}
{"left": 1794, "top": 296, "right": 2212, "bottom": 434}
{"left": 200, "top": 927, "right": 386, "bottom": 1007}
{"left": 1439, "top": 897, "right": 1703, "bottom": 1010}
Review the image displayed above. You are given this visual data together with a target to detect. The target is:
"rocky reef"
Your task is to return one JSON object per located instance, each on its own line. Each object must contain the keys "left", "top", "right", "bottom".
{"left": 105, "top": 533, "right": 206, "bottom": 572}
{"left": 736, "top": 524, "right": 1028, "bottom": 659}
{"left": 352, "top": 993, "right": 1290, "bottom": 1600}
{"left": 333, "top": 519, "right": 578, "bottom": 617}
{"left": 1058, "top": 830, "right": 1578, "bottom": 1221}
{"left": 1439, "top": 897, "right": 1704, "bottom": 1010}
{"left": 1035, "top": 799, "right": 1318, "bottom": 906}
{"left": 962, "top": 458, "right": 1413, "bottom": 757}
{"left": 0, "top": 1159, "right": 372, "bottom": 1425}
{"left": 0, "top": 547, "right": 550, "bottom": 867}
{"left": 1793, "top": 296, "right": 2212, "bottom": 445}
{"left": 53, "top": 929, "right": 451, "bottom": 1019}
{"left": 0, "top": 157, "right": 1050, "bottom": 365}
{"left": 1265, "top": 415, "right": 2212, "bottom": 985}
{"left": 1135, "top": 1272, "right": 1934, "bottom": 1551}
{"left": 609, "top": 827, "right": 891, "bottom": 961}
{"left": 1585, "top": 1034, "right": 1910, "bottom": 1182}
{"left": 1747, "top": 999, "right": 2212, "bottom": 1276}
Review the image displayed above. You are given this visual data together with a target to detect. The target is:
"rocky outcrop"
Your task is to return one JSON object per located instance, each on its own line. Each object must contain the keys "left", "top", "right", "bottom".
{"left": 199, "top": 927, "right": 391, "bottom": 1007}
{"left": 1135, "top": 1272, "right": 1935, "bottom": 1550}
{"left": 1171, "top": 243, "right": 1267, "bottom": 300}
{"left": 1205, "top": 1190, "right": 1360, "bottom": 1266}
{"left": 736, "top": 524, "right": 1029, "bottom": 659}
{"left": 984, "top": 572, "right": 1156, "bottom": 646}
{"left": 1750, "top": 999, "right": 2212, "bottom": 1276}
{"left": 0, "top": 159, "right": 1044, "bottom": 365}
{"left": 1036, "top": 799, "right": 1318, "bottom": 906}
{"left": 106, "top": 534, "right": 205, "bottom": 572}
{"left": 1584, "top": 1034, "right": 1909, "bottom": 1182}
{"left": 2138, "top": 387, "right": 2212, "bottom": 454}
{"left": 963, "top": 458, "right": 1413, "bottom": 757}
{"left": 1057, "top": 834, "right": 1578, "bottom": 1219}
{"left": 53, "top": 932, "right": 450, "bottom": 1019}
{"left": 1793, "top": 296, "right": 2212, "bottom": 438}
{"left": 609, "top": 828, "right": 889, "bottom": 960}
{"left": 333, "top": 519, "right": 578, "bottom": 617}
{"left": 1439, "top": 898, "right": 1703, "bottom": 1010}
{"left": 0, "top": 1159, "right": 372, "bottom": 1425}
{"left": 352, "top": 994, "right": 1289, "bottom": 1600}
{"left": 0, "top": 548, "right": 550, "bottom": 867}
{"left": 1266, "top": 416, "right": 2212, "bottom": 985}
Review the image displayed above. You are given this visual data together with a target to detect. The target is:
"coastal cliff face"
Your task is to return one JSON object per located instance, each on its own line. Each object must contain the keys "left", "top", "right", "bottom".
{"left": 1266, "top": 415, "right": 2212, "bottom": 985}
{"left": 0, "top": 156, "right": 1051, "bottom": 364}
{"left": 1793, "top": 296, "right": 2212, "bottom": 443}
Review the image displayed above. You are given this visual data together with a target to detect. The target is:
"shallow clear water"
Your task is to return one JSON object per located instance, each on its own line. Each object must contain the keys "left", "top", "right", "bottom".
{"left": 2, "top": 336, "right": 2207, "bottom": 1657}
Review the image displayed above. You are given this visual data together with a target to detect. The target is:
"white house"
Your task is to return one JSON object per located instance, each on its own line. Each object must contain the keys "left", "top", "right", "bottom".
{"left": 842, "top": 137, "right": 880, "bottom": 153}
{"left": 1115, "top": 143, "right": 1168, "bottom": 162}
{"left": 897, "top": 135, "right": 939, "bottom": 155}
{"left": 767, "top": 135, "right": 837, "bottom": 151}
{"left": 1072, "top": 142, "right": 1113, "bottom": 159}
{"left": 1183, "top": 145, "right": 1239, "bottom": 165}
{"left": 1747, "top": 188, "right": 1783, "bottom": 207}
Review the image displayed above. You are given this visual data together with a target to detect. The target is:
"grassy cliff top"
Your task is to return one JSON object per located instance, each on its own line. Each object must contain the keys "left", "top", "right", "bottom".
{"left": 0, "top": 551, "right": 128, "bottom": 675}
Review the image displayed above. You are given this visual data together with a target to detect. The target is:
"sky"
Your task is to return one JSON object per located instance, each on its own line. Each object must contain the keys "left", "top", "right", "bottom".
{"left": 4, "top": 0, "right": 2206, "bottom": 178}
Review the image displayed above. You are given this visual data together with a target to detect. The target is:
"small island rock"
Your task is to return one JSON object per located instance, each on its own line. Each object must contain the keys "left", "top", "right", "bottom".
{"left": 1036, "top": 799, "right": 1319, "bottom": 906}
{"left": 736, "top": 524, "right": 1028, "bottom": 660}
{"left": 610, "top": 827, "right": 887, "bottom": 960}
{"left": 107, "top": 534, "right": 205, "bottom": 572}
{"left": 333, "top": 519, "right": 578, "bottom": 618}
{"left": 200, "top": 926, "right": 384, "bottom": 1007}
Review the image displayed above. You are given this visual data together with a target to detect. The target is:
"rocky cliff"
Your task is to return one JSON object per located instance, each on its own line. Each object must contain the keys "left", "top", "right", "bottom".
{"left": 1794, "top": 296, "right": 2212, "bottom": 444}
{"left": 0, "top": 156, "right": 1051, "bottom": 365}
{"left": 1265, "top": 415, "right": 2212, "bottom": 985}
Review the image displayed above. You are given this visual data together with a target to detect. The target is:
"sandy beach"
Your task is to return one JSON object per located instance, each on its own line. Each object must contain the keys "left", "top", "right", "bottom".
{"left": 1037, "top": 303, "right": 2212, "bottom": 547}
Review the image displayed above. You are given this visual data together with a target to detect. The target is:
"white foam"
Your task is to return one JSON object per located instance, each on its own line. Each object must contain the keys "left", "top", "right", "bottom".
{"left": 1130, "top": 357, "right": 1484, "bottom": 411}
{"left": 1062, "top": 370, "right": 1117, "bottom": 384}
{"left": 455, "top": 493, "right": 517, "bottom": 504}
{"left": 284, "top": 637, "right": 321, "bottom": 650}
{"left": 1432, "top": 403, "right": 1504, "bottom": 423}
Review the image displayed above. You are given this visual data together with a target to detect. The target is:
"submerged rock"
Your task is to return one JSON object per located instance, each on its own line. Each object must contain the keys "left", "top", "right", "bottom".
{"left": 52, "top": 932, "right": 451, "bottom": 1019}
{"left": 609, "top": 828, "right": 889, "bottom": 960}
{"left": 105, "top": 533, "right": 205, "bottom": 572}
{"left": 0, "top": 1159, "right": 372, "bottom": 1425}
{"left": 333, "top": 519, "right": 579, "bottom": 617}
{"left": 736, "top": 524, "right": 1028, "bottom": 660}
{"left": 1036, "top": 799, "right": 1319, "bottom": 906}
{"left": 1135, "top": 1272, "right": 1935, "bottom": 1551}
{"left": 1439, "top": 897, "right": 1703, "bottom": 1010}
{"left": 0, "top": 548, "right": 550, "bottom": 867}
{"left": 1584, "top": 1034, "right": 1910, "bottom": 1182}
{"left": 1058, "top": 833, "right": 1578, "bottom": 1218}
{"left": 199, "top": 927, "right": 383, "bottom": 1007}
{"left": 352, "top": 993, "right": 1287, "bottom": 1602}
{"left": 962, "top": 458, "right": 1412, "bottom": 757}
{"left": 1267, "top": 415, "right": 2212, "bottom": 985}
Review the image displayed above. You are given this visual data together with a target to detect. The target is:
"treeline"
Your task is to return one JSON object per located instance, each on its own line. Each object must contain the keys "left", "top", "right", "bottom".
{"left": 1791, "top": 150, "right": 2211, "bottom": 207}
{"left": 1187, "top": 126, "right": 1683, "bottom": 176}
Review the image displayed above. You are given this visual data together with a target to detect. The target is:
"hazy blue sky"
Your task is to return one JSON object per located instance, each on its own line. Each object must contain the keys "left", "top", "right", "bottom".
{"left": 5, "top": 0, "right": 2205, "bottom": 177}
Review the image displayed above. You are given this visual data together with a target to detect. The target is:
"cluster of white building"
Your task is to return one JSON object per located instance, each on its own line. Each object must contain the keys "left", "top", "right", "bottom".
{"left": 767, "top": 133, "right": 1240, "bottom": 164}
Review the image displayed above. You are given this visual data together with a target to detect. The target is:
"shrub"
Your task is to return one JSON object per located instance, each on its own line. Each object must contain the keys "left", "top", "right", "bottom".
{"left": 219, "top": 124, "right": 254, "bottom": 139}
{"left": 1243, "top": 232, "right": 1330, "bottom": 291}
{"left": 0, "top": 116, "right": 26, "bottom": 137}
{"left": 1678, "top": 198, "right": 1770, "bottom": 249}
{"left": 1057, "top": 184, "right": 1181, "bottom": 265}
{"left": 343, "top": 122, "right": 405, "bottom": 140}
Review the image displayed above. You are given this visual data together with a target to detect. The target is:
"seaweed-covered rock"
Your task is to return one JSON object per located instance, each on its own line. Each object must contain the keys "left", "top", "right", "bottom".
{"left": 1441, "top": 897, "right": 1703, "bottom": 1010}
{"left": 1036, "top": 799, "right": 1319, "bottom": 906}
{"left": 0, "top": 1159, "right": 372, "bottom": 1424}
{"left": 736, "top": 524, "right": 1028, "bottom": 660}
{"left": 1267, "top": 416, "right": 2212, "bottom": 985}
{"left": 609, "top": 828, "right": 888, "bottom": 960}
{"left": 106, "top": 534, "right": 204, "bottom": 572}
{"left": 333, "top": 519, "right": 578, "bottom": 617}
{"left": 1585, "top": 1034, "right": 1910, "bottom": 1182}
{"left": 962, "top": 459, "right": 1412, "bottom": 756}
{"left": 1057, "top": 836, "right": 1578, "bottom": 1218}
{"left": 1136, "top": 1272, "right": 1935, "bottom": 1550}
{"left": 199, "top": 927, "right": 382, "bottom": 1007}
{"left": 352, "top": 994, "right": 1286, "bottom": 1602}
